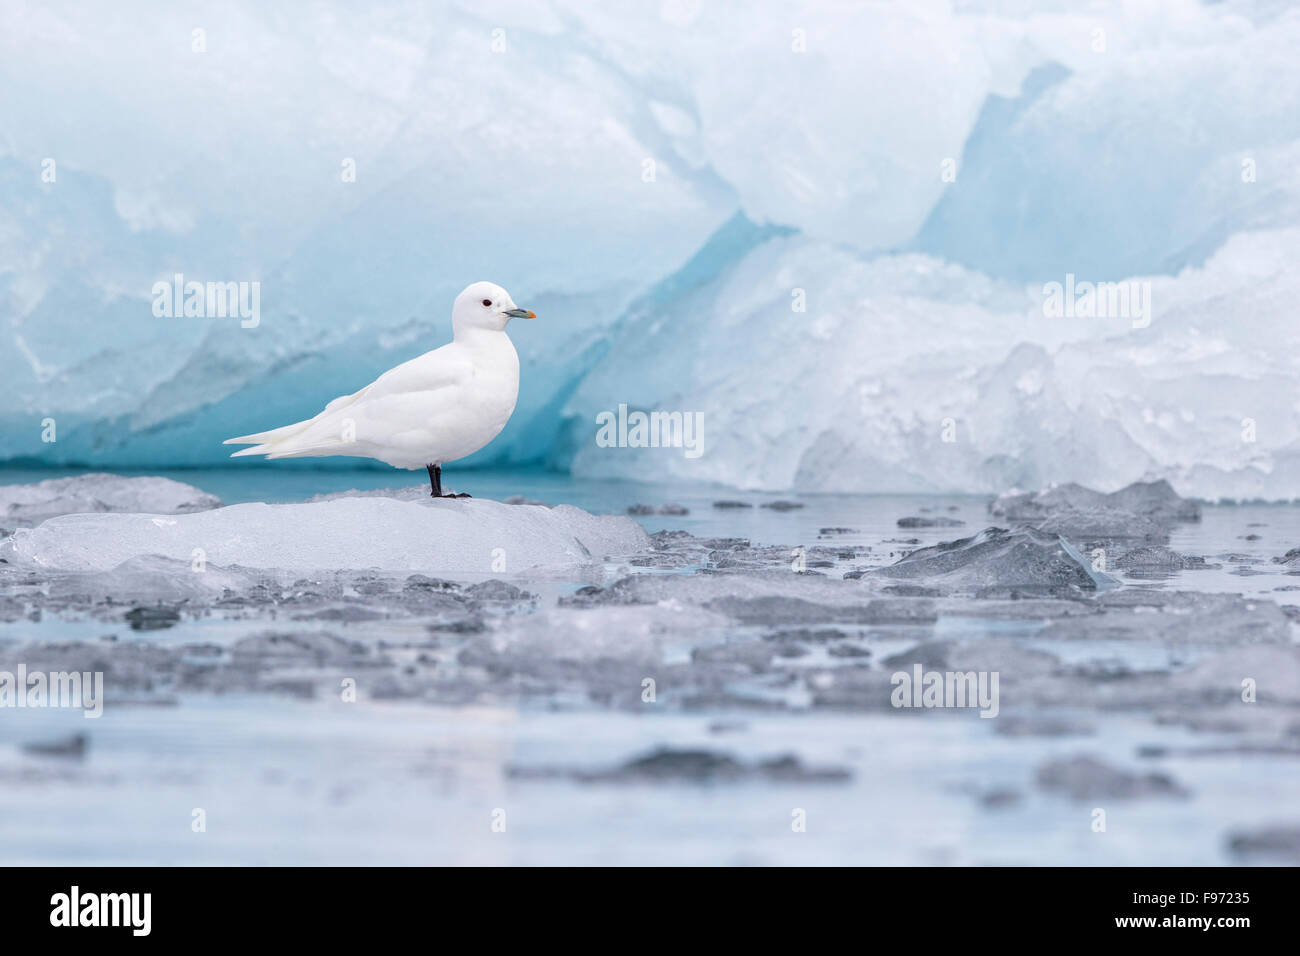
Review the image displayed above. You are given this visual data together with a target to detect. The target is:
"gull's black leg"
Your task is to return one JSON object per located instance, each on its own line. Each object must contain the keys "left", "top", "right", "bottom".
{"left": 428, "top": 462, "right": 470, "bottom": 498}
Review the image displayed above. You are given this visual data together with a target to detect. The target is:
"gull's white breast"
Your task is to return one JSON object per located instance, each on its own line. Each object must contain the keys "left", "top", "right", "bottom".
{"left": 354, "top": 332, "right": 521, "bottom": 470}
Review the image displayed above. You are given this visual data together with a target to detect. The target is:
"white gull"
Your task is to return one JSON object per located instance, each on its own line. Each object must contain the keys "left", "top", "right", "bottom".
{"left": 224, "top": 281, "right": 535, "bottom": 497}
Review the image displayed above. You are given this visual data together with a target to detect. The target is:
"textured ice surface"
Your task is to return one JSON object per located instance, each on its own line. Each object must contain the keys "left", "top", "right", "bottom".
{"left": 1037, "top": 590, "right": 1293, "bottom": 647}
{"left": 1113, "top": 547, "right": 1208, "bottom": 573}
{"left": 2, "top": 482, "right": 1300, "bottom": 864}
{"left": 0, "top": 474, "right": 220, "bottom": 529}
{"left": 3, "top": 496, "right": 648, "bottom": 574}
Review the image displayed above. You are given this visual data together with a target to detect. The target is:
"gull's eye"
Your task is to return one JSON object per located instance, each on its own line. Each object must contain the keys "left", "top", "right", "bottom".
{"left": 481, "top": 299, "right": 492, "bottom": 307}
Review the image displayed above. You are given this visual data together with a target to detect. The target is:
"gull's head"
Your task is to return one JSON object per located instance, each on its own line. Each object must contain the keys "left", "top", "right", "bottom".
{"left": 452, "top": 281, "right": 535, "bottom": 335}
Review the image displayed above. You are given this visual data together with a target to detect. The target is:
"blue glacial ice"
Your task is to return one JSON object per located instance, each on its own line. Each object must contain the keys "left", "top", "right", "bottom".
{"left": 1, "top": 0, "right": 1299, "bottom": 499}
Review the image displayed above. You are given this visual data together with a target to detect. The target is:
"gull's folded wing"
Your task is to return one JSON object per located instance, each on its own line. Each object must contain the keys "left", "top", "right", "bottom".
{"left": 224, "top": 345, "right": 472, "bottom": 459}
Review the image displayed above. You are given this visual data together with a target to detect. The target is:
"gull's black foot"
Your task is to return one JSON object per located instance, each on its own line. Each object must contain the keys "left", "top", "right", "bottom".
{"left": 427, "top": 464, "right": 470, "bottom": 498}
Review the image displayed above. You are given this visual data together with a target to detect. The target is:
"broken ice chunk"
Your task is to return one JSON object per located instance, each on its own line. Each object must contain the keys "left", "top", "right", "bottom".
{"left": 0, "top": 474, "right": 221, "bottom": 527}
{"left": 1033, "top": 508, "right": 1169, "bottom": 543}
{"left": 869, "top": 527, "right": 1115, "bottom": 595}
{"left": 991, "top": 480, "right": 1199, "bottom": 523}
{"left": 1227, "top": 826, "right": 1300, "bottom": 863}
{"left": 1113, "top": 546, "right": 1209, "bottom": 571}
{"left": 508, "top": 747, "right": 852, "bottom": 784}
{"left": 1039, "top": 591, "right": 1293, "bottom": 647}
{"left": 1036, "top": 755, "right": 1189, "bottom": 801}
{"left": 896, "top": 516, "right": 965, "bottom": 528}
{"left": 627, "top": 503, "right": 689, "bottom": 515}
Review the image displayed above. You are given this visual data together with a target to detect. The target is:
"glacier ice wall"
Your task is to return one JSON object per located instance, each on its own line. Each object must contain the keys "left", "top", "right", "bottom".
{"left": 565, "top": 225, "right": 1300, "bottom": 497}
{"left": 2, "top": 0, "right": 1299, "bottom": 497}
{"left": 0, "top": 1, "right": 734, "bottom": 465}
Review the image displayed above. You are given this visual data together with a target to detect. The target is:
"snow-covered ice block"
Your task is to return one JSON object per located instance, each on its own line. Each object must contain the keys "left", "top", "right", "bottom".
{"left": 4, "top": 497, "right": 649, "bottom": 575}
{"left": 0, "top": 474, "right": 221, "bottom": 527}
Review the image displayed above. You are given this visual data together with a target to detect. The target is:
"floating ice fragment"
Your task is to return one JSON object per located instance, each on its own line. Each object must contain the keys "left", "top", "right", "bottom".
{"left": 4, "top": 497, "right": 648, "bottom": 575}
{"left": 870, "top": 527, "right": 1115, "bottom": 595}
{"left": 0, "top": 474, "right": 221, "bottom": 527}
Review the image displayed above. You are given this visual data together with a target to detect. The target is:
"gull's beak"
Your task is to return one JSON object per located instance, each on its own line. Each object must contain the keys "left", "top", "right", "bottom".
{"left": 503, "top": 307, "right": 536, "bottom": 319}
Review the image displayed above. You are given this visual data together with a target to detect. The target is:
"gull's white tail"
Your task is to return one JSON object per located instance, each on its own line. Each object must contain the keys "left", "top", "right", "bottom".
{"left": 223, "top": 420, "right": 311, "bottom": 457}
{"left": 224, "top": 385, "right": 372, "bottom": 458}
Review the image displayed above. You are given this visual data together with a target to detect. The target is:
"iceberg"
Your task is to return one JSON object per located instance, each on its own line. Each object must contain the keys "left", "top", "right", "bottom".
{"left": 3, "top": 0, "right": 1299, "bottom": 498}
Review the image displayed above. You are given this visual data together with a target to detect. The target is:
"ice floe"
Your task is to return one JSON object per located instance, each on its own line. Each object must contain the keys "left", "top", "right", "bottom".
{"left": 0, "top": 474, "right": 220, "bottom": 529}
{"left": 3, "top": 495, "right": 648, "bottom": 575}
